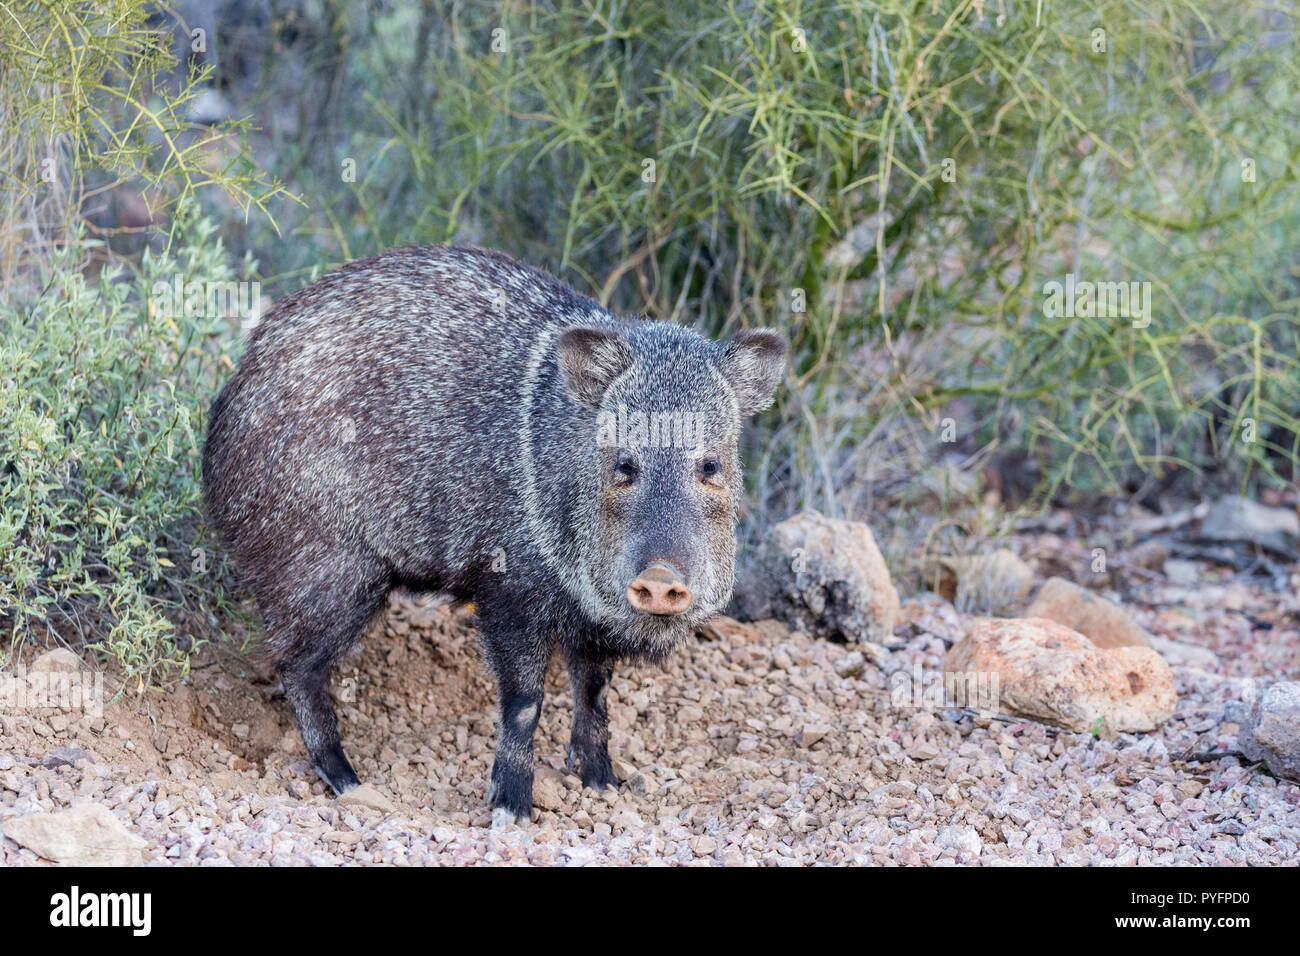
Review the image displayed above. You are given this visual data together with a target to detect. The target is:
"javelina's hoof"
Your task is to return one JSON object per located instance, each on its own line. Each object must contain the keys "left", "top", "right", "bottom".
{"left": 581, "top": 758, "right": 619, "bottom": 793}
{"left": 313, "top": 744, "right": 362, "bottom": 796}
{"left": 487, "top": 772, "right": 534, "bottom": 826}
{"left": 567, "top": 744, "right": 619, "bottom": 792}
{"left": 490, "top": 807, "right": 530, "bottom": 830}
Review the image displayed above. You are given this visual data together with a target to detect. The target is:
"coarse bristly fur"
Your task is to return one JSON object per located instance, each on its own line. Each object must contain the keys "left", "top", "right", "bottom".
{"left": 202, "top": 244, "right": 786, "bottom": 824}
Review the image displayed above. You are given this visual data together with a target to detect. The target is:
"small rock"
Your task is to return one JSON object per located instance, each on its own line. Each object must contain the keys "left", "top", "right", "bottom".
{"left": 911, "top": 742, "right": 940, "bottom": 761}
{"left": 1163, "top": 559, "right": 1201, "bottom": 585}
{"left": 41, "top": 747, "right": 91, "bottom": 769}
{"left": 1199, "top": 495, "right": 1299, "bottom": 555}
{"left": 945, "top": 617, "right": 1176, "bottom": 733}
{"left": 27, "top": 648, "right": 84, "bottom": 674}
{"left": 1146, "top": 635, "right": 1218, "bottom": 668}
{"left": 800, "top": 724, "right": 831, "bottom": 748}
{"left": 533, "top": 769, "right": 565, "bottom": 812}
{"left": 935, "top": 824, "right": 982, "bottom": 855}
{"left": 339, "top": 783, "right": 397, "bottom": 814}
{"left": 791, "top": 811, "right": 820, "bottom": 832}
{"left": 1224, "top": 700, "right": 1254, "bottom": 725}
{"left": 699, "top": 615, "right": 760, "bottom": 644}
{"left": 613, "top": 809, "right": 644, "bottom": 830}
{"left": 1024, "top": 578, "right": 1151, "bottom": 648}
{"left": 733, "top": 510, "right": 899, "bottom": 643}
{"left": 690, "top": 835, "right": 717, "bottom": 856}
{"left": 1239, "top": 682, "right": 1300, "bottom": 781}
{"left": 834, "top": 651, "right": 867, "bottom": 679}
{"left": 751, "top": 619, "right": 791, "bottom": 644}
{"left": 1128, "top": 540, "right": 1170, "bottom": 571}
{"left": 2, "top": 803, "right": 147, "bottom": 865}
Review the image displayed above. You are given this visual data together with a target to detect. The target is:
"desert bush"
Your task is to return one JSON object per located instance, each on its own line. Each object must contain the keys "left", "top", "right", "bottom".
{"left": 0, "top": 0, "right": 289, "bottom": 288}
{"left": 0, "top": 0, "right": 284, "bottom": 678}
{"left": 232, "top": 0, "right": 1300, "bottom": 526}
{"left": 0, "top": 210, "right": 253, "bottom": 682}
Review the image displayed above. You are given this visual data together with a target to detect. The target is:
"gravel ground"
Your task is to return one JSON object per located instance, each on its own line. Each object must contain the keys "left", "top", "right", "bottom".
{"left": 2, "top": 552, "right": 1298, "bottom": 866}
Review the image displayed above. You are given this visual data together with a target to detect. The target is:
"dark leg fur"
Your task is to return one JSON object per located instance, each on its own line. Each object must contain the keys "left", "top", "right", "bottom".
{"left": 267, "top": 553, "right": 390, "bottom": 796}
{"left": 282, "top": 656, "right": 360, "bottom": 794}
{"left": 566, "top": 648, "right": 617, "bottom": 791}
{"left": 480, "top": 607, "right": 553, "bottom": 826}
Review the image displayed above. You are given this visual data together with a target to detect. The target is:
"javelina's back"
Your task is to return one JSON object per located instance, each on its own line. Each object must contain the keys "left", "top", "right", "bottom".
{"left": 203, "top": 245, "right": 600, "bottom": 613}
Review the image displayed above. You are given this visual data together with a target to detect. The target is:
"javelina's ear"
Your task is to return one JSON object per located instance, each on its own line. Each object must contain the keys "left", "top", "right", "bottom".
{"left": 719, "top": 328, "right": 787, "bottom": 416}
{"left": 555, "top": 326, "right": 634, "bottom": 407}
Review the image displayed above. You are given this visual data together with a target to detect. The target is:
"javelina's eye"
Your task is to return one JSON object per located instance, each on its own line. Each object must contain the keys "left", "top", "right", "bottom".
{"left": 614, "top": 452, "right": 638, "bottom": 484}
{"left": 698, "top": 457, "right": 722, "bottom": 481}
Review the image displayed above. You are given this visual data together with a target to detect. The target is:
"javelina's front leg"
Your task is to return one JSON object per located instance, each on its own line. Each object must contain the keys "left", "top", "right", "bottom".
{"left": 483, "top": 624, "right": 551, "bottom": 827}
{"left": 566, "top": 648, "right": 618, "bottom": 792}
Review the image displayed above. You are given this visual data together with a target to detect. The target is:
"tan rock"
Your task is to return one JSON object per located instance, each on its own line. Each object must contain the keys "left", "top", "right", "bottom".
{"left": 945, "top": 617, "right": 1176, "bottom": 733}
{"left": 1152, "top": 608, "right": 1199, "bottom": 632}
{"left": 1025, "top": 577, "right": 1151, "bottom": 648}
{"left": 27, "top": 648, "right": 84, "bottom": 674}
{"left": 2, "top": 802, "right": 147, "bottom": 865}
{"left": 339, "top": 783, "right": 396, "bottom": 814}
{"left": 737, "top": 511, "right": 898, "bottom": 643}
{"left": 1145, "top": 634, "right": 1218, "bottom": 668}
{"left": 800, "top": 724, "right": 831, "bottom": 748}
{"left": 1128, "top": 540, "right": 1170, "bottom": 571}
{"left": 698, "top": 615, "right": 761, "bottom": 644}
{"left": 751, "top": 619, "right": 790, "bottom": 643}
{"left": 532, "top": 767, "right": 566, "bottom": 811}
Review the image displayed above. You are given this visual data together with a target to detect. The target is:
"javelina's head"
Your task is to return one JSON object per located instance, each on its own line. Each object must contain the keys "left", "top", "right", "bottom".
{"left": 556, "top": 321, "right": 786, "bottom": 654}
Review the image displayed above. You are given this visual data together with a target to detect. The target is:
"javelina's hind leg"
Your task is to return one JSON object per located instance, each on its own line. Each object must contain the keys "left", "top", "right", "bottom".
{"left": 281, "top": 652, "right": 362, "bottom": 794}
{"left": 273, "top": 557, "right": 390, "bottom": 796}
{"left": 565, "top": 648, "right": 617, "bottom": 792}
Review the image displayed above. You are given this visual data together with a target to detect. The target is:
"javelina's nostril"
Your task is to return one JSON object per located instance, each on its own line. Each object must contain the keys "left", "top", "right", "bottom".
{"left": 626, "top": 562, "right": 693, "bottom": 615}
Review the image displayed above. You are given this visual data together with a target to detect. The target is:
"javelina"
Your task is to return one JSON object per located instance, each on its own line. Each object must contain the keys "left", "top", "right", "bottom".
{"left": 202, "top": 245, "right": 785, "bottom": 824}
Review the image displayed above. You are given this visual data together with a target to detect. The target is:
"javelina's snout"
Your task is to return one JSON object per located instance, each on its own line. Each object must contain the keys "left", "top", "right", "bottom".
{"left": 626, "top": 561, "right": 693, "bottom": 615}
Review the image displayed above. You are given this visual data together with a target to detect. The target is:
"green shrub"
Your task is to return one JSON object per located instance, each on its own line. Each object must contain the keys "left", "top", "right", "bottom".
{"left": 0, "top": 0, "right": 285, "bottom": 678}
{"left": 238, "top": 0, "right": 1300, "bottom": 522}
{"left": 0, "top": 0, "right": 290, "bottom": 291}
{"left": 0, "top": 210, "right": 250, "bottom": 683}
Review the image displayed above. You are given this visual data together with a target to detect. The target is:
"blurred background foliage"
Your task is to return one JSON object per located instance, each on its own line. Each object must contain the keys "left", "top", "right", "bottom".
{"left": 2, "top": 0, "right": 1299, "bottom": 675}
{"left": 219, "top": 0, "right": 1299, "bottom": 516}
